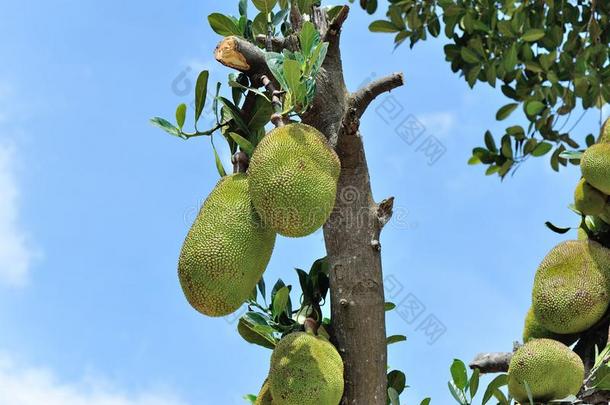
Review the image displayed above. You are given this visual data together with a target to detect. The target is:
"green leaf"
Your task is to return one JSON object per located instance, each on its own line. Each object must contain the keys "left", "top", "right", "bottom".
{"left": 265, "top": 52, "right": 289, "bottom": 90}
{"left": 272, "top": 286, "right": 290, "bottom": 318}
{"left": 217, "top": 97, "right": 251, "bottom": 136}
{"left": 469, "top": 368, "right": 480, "bottom": 399}
{"left": 559, "top": 150, "right": 583, "bottom": 160}
{"left": 238, "top": 0, "right": 248, "bottom": 17}
{"left": 522, "top": 28, "right": 545, "bottom": 42}
{"left": 299, "top": 21, "right": 319, "bottom": 57}
{"left": 369, "top": 20, "right": 401, "bottom": 33}
{"left": 545, "top": 221, "right": 571, "bottom": 234}
{"left": 237, "top": 318, "right": 276, "bottom": 349}
{"left": 482, "top": 374, "right": 508, "bottom": 404}
{"left": 484, "top": 131, "right": 497, "bottom": 153}
{"left": 211, "top": 138, "right": 227, "bottom": 177}
{"left": 447, "top": 381, "right": 466, "bottom": 405}
{"left": 420, "top": 399, "right": 431, "bottom": 405}
{"left": 283, "top": 58, "right": 304, "bottom": 101}
{"left": 531, "top": 142, "right": 552, "bottom": 157}
{"left": 208, "top": 13, "right": 242, "bottom": 37}
{"left": 388, "top": 387, "right": 400, "bottom": 405}
{"left": 175, "top": 104, "right": 187, "bottom": 130}
{"left": 386, "top": 335, "right": 407, "bottom": 345}
{"left": 257, "top": 277, "right": 266, "bottom": 301}
{"left": 501, "top": 135, "right": 513, "bottom": 159}
{"left": 195, "top": 70, "right": 210, "bottom": 123}
{"left": 450, "top": 359, "right": 468, "bottom": 390}
{"left": 251, "top": 12, "right": 268, "bottom": 37}
{"left": 252, "top": 0, "right": 277, "bottom": 14}
{"left": 243, "top": 394, "right": 257, "bottom": 404}
{"left": 387, "top": 370, "right": 406, "bottom": 394}
{"left": 503, "top": 43, "right": 518, "bottom": 71}
{"left": 496, "top": 103, "right": 519, "bottom": 121}
{"left": 228, "top": 132, "right": 255, "bottom": 156}
{"left": 150, "top": 117, "right": 182, "bottom": 137}
{"left": 524, "top": 100, "right": 545, "bottom": 116}
{"left": 385, "top": 302, "right": 396, "bottom": 311}
{"left": 460, "top": 47, "right": 480, "bottom": 64}
{"left": 248, "top": 96, "right": 273, "bottom": 132}
{"left": 523, "top": 381, "right": 534, "bottom": 405}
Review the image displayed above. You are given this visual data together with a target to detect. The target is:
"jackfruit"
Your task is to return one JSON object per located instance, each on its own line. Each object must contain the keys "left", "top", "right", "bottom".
{"left": 574, "top": 178, "right": 606, "bottom": 215}
{"left": 508, "top": 339, "right": 583, "bottom": 403}
{"left": 522, "top": 307, "right": 576, "bottom": 346}
{"left": 581, "top": 143, "right": 610, "bottom": 195}
{"left": 178, "top": 173, "right": 276, "bottom": 317}
{"left": 532, "top": 240, "right": 610, "bottom": 334}
{"left": 254, "top": 380, "right": 274, "bottom": 405}
{"left": 269, "top": 331, "right": 344, "bottom": 405}
{"left": 248, "top": 123, "right": 340, "bottom": 237}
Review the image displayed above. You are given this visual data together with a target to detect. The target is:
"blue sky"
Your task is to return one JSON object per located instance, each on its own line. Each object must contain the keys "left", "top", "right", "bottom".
{"left": 0, "top": 1, "right": 606, "bottom": 404}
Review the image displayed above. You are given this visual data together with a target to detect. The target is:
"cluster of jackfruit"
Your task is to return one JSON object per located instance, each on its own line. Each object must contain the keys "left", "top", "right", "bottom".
{"left": 256, "top": 330, "right": 344, "bottom": 405}
{"left": 573, "top": 121, "right": 610, "bottom": 218}
{"left": 178, "top": 123, "right": 340, "bottom": 317}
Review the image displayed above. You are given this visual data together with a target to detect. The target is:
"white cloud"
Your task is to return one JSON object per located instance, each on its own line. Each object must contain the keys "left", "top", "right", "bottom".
{"left": 418, "top": 112, "right": 457, "bottom": 138}
{"left": 0, "top": 143, "right": 34, "bottom": 287}
{"left": 0, "top": 354, "right": 188, "bottom": 405}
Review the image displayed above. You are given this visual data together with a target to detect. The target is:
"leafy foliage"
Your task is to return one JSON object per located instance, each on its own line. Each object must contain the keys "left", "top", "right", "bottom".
{"left": 359, "top": 0, "right": 610, "bottom": 178}
{"left": 445, "top": 360, "right": 512, "bottom": 405}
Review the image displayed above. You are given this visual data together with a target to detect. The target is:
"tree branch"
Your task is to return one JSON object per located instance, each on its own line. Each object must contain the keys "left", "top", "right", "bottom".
{"left": 350, "top": 73, "right": 405, "bottom": 118}
{"left": 469, "top": 351, "right": 513, "bottom": 373}
{"left": 255, "top": 34, "right": 299, "bottom": 52}
{"left": 324, "top": 5, "right": 350, "bottom": 41}
{"left": 214, "top": 36, "right": 274, "bottom": 87}
{"left": 261, "top": 75, "right": 286, "bottom": 128}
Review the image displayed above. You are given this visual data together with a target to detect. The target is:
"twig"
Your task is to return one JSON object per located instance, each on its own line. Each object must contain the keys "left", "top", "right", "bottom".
{"left": 324, "top": 5, "right": 350, "bottom": 41}
{"left": 350, "top": 73, "right": 405, "bottom": 118}
{"left": 261, "top": 75, "right": 286, "bottom": 128}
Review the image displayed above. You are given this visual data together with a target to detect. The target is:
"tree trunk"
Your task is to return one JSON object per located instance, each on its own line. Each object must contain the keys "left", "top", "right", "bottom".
{"left": 214, "top": 7, "right": 404, "bottom": 403}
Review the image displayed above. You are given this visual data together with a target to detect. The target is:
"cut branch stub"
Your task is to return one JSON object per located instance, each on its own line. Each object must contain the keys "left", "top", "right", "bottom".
{"left": 214, "top": 36, "right": 274, "bottom": 87}
{"left": 232, "top": 151, "right": 249, "bottom": 173}
{"left": 469, "top": 351, "right": 513, "bottom": 374}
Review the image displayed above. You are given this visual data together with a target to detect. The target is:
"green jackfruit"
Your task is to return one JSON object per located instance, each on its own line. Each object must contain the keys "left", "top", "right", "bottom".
{"left": 269, "top": 332, "right": 344, "bottom": 405}
{"left": 574, "top": 178, "right": 606, "bottom": 215}
{"left": 178, "top": 174, "right": 276, "bottom": 317}
{"left": 255, "top": 380, "right": 274, "bottom": 405}
{"left": 248, "top": 123, "right": 341, "bottom": 237}
{"left": 532, "top": 240, "right": 610, "bottom": 334}
{"left": 581, "top": 143, "right": 610, "bottom": 195}
{"left": 522, "top": 307, "right": 576, "bottom": 346}
{"left": 508, "top": 339, "right": 583, "bottom": 403}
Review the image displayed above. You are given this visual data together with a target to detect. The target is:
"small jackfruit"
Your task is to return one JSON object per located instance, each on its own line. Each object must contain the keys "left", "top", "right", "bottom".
{"left": 532, "top": 240, "right": 610, "bottom": 334}
{"left": 581, "top": 143, "right": 610, "bottom": 195}
{"left": 254, "top": 380, "right": 274, "bottom": 405}
{"left": 508, "top": 339, "right": 583, "bottom": 403}
{"left": 574, "top": 178, "right": 606, "bottom": 215}
{"left": 522, "top": 307, "right": 576, "bottom": 346}
{"left": 178, "top": 174, "right": 276, "bottom": 317}
{"left": 269, "top": 331, "right": 344, "bottom": 405}
{"left": 248, "top": 123, "right": 341, "bottom": 237}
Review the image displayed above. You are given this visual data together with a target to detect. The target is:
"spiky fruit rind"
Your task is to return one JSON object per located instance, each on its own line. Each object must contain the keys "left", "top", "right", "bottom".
{"left": 254, "top": 380, "right": 274, "bottom": 405}
{"left": 574, "top": 178, "right": 606, "bottom": 215}
{"left": 599, "top": 118, "right": 610, "bottom": 144}
{"left": 581, "top": 143, "right": 610, "bottom": 195}
{"left": 532, "top": 240, "right": 610, "bottom": 334}
{"left": 178, "top": 174, "right": 276, "bottom": 317}
{"left": 508, "top": 339, "right": 583, "bottom": 403}
{"left": 522, "top": 307, "right": 576, "bottom": 345}
{"left": 269, "top": 332, "right": 344, "bottom": 405}
{"left": 248, "top": 123, "right": 341, "bottom": 237}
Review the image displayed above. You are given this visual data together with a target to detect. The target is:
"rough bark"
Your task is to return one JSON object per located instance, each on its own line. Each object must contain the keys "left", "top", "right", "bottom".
{"left": 214, "top": 8, "right": 405, "bottom": 403}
